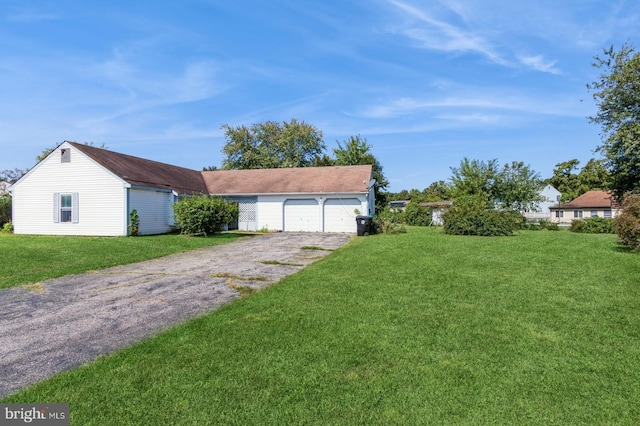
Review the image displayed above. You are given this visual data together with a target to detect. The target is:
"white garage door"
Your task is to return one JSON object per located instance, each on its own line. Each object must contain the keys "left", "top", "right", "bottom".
{"left": 324, "top": 198, "right": 360, "bottom": 233}
{"left": 284, "top": 199, "right": 320, "bottom": 232}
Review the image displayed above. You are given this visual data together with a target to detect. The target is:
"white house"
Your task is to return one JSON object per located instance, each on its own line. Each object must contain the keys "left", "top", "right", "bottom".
{"left": 523, "top": 184, "right": 561, "bottom": 221}
{"left": 9, "top": 141, "right": 374, "bottom": 236}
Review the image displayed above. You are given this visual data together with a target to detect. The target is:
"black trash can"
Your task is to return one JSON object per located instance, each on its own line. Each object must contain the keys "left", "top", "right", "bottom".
{"left": 356, "top": 215, "right": 372, "bottom": 236}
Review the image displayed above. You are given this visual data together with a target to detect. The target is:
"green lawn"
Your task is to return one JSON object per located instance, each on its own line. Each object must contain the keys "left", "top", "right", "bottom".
{"left": 0, "top": 232, "right": 246, "bottom": 289}
{"left": 4, "top": 228, "right": 640, "bottom": 424}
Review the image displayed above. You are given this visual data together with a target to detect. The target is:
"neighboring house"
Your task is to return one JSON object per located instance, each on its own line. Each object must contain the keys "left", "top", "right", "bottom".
{"left": 523, "top": 184, "right": 561, "bottom": 221}
{"left": 419, "top": 201, "right": 453, "bottom": 226}
{"left": 549, "top": 190, "right": 621, "bottom": 225}
{"left": 9, "top": 141, "right": 374, "bottom": 236}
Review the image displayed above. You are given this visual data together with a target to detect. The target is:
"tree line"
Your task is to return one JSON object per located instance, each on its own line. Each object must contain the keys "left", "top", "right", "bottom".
{"left": 386, "top": 157, "right": 611, "bottom": 206}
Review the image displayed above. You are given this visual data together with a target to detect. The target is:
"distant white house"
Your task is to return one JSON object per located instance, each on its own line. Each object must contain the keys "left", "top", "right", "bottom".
{"left": 9, "top": 141, "right": 375, "bottom": 236}
{"left": 523, "top": 184, "right": 561, "bottom": 221}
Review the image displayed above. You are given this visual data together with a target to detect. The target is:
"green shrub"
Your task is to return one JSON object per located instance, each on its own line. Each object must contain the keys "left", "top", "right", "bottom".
{"left": 0, "top": 195, "right": 11, "bottom": 227}
{"left": 128, "top": 209, "right": 140, "bottom": 236}
{"left": 442, "top": 203, "right": 523, "bottom": 236}
{"left": 2, "top": 221, "right": 13, "bottom": 233}
{"left": 372, "top": 207, "right": 406, "bottom": 234}
{"left": 570, "top": 217, "right": 614, "bottom": 234}
{"left": 402, "top": 202, "right": 432, "bottom": 226}
{"left": 173, "top": 196, "right": 239, "bottom": 236}
{"left": 538, "top": 219, "right": 559, "bottom": 231}
{"left": 613, "top": 194, "right": 640, "bottom": 251}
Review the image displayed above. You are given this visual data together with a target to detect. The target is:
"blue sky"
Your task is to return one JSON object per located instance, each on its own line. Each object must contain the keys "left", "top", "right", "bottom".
{"left": 1, "top": 1, "right": 639, "bottom": 192}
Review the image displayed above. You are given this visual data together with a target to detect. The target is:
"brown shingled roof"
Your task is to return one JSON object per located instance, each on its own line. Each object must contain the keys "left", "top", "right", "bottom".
{"left": 202, "top": 165, "right": 373, "bottom": 195}
{"left": 551, "top": 190, "right": 618, "bottom": 209}
{"left": 69, "top": 142, "right": 207, "bottom": 194}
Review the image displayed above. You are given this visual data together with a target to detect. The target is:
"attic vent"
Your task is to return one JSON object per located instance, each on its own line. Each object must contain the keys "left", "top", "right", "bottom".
{"left": 61, "top": 148, "right": 71, "bottom": 163}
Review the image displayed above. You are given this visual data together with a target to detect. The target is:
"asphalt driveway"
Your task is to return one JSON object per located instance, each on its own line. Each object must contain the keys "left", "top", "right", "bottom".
{"left": 0, "top": 232, "right": 352, "bottom": 398}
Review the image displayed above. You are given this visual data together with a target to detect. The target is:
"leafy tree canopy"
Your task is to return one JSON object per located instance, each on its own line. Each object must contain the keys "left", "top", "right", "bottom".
{"left": 422, "top": 180, "right": 453, "bottom": 202}
{"left": 588, "top": 43, "right": 640, "bottom": 201}
{"left": 546, "top": 158, "right": 611, "bottom": 202}
{"left": 221, "top": 119, "right": 325, "bottom": 169}
{"left": 450, "top": 158, "right": 500, "bottom": 205}
{"left": 496, "top": 161, "right": 544, "bottom": 212}
{"left": 0, "top": 168, "right": 27, "bottom": 184}
{"left": 333, "top": 135, "right": 389, "bottom": 198}
{"left": 450, "top": 158, "right": 542, "bottom": 212}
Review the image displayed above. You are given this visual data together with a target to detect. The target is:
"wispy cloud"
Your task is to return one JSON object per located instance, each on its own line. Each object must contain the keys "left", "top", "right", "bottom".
{"left": 90, "top": 41, "right": 226, "bottom": 115}
{"left": 352, "top": 95, "right": 517, "bottom": 119}
{"left": 386, "top": 0, "right": 508, "bottom": 65}
{"left": 349, "top": 86, "right": 591, "bottom": 122}
{"left": 518, "top": 55, "right": 561, "bottom": 74}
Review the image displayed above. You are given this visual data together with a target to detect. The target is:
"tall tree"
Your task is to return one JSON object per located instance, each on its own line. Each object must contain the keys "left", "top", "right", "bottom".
{"left": 579, "top": 158, "right": 611, "bottom": 192}
{"left": 546, "top": 158, "right": 611, "bottom": 202}
{"left": 333, "top": 135, "right": 389, "bottom": 209}
{"left": 495, "top": 161, "right": 543, "bottom": 213}
{"left": 422, "top": 180, "right": 453, "bottom": 202}
{"left": 450, "top": 158, "right": 542, "bottom": 212}
{"left": 588, "top": 43, "right": 640, "bottom": 201}
{"left": 546, "top": 159, "right": 582, "bottom": 202}
{"left": 450, "top": 158, "right": 500, "bottom": 205}
{"left": 221, "top": 119, "right": 325, "bottom": 169}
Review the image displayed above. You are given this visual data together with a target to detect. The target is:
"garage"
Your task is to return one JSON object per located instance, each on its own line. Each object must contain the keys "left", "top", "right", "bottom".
{"left": 323, "top": 198, "right": 360, "bottom": 233}
{"left": 284, "top": 199, "right": 320, "bottom": 232}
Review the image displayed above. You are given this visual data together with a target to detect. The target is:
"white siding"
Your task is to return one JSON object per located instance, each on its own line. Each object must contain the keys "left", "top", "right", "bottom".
{"left": 11, "top": 143, "right": 127, "bottom": 236}
{"left": 129, "top": 188, "right": 174, "bottom": 235}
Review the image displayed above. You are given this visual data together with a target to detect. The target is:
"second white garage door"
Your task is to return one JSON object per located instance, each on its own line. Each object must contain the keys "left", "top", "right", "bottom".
{"left": 284, "top": 199, "right": 320, "bottom": 232}
{"left": 323, "top": 198, "right": 360, "bottom": 233}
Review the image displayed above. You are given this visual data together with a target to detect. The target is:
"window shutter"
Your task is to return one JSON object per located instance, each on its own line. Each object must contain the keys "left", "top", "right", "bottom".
{"left": 72, "top": 192, "right": 79, "bottom": 223}
{"left": 53, "top": 193, "right": 60, "bottom": 223}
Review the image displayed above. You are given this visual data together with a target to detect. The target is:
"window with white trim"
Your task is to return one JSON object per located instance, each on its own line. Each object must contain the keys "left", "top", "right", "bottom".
{"left": 54, "top": 192, "right": 79, "bottom": 223}
{"left": 590, "top": 210, "right": 598, "bottom": 217}
{"left": 604, "top": 210, "right": 612, "bottom": 218}
{"left": 61, "top": 195, "right": 72, "bottom": 222}
{"left": 555, "top": 211, "right": 564, "bottom": 218}
{"left": 574, "top": 210, "right": 583, "bottom": 218}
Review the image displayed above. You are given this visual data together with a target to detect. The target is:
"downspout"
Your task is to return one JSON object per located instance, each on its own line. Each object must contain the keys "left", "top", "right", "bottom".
{"left": 125, "top": 186, "right": 130, "bottom": 236}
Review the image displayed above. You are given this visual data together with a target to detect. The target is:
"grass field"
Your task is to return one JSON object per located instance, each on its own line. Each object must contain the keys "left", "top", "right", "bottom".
{"left": 0, "top": 232, "right": 246, "bottom": 289}
{"left": 3, "top": 228, "right": 640, "bottom": 424}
